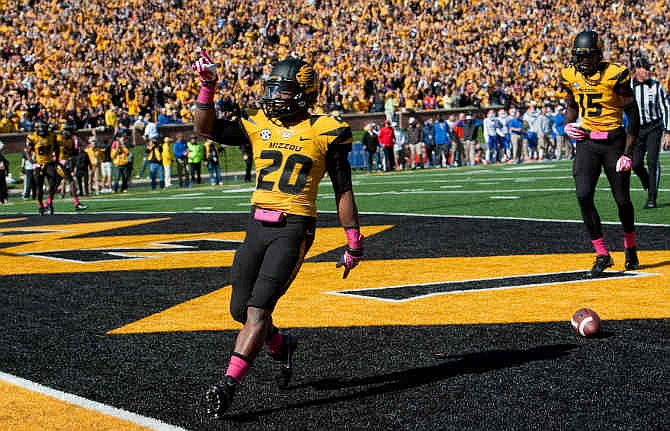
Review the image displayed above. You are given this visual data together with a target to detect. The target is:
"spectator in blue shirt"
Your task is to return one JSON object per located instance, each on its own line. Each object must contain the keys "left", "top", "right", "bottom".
{"left": 552, "top": 105, "right": 571, "bottom": 160}
{"left": 422, "top": 119, "right": 435, "bottom": 167}
{"left": 19, "top": 113, "right": 35, "bottom": 132}
{"left": 173, "top": 134, "right": 190, "bottom": 187}
{"left": 507, "top": 108, "right": 526, "bottom": 164}
{"left": 157, "top": 106, "right": 182, "bottom": 125}
{"left": 433, "top": 116, "right": 451, "bottom": 168}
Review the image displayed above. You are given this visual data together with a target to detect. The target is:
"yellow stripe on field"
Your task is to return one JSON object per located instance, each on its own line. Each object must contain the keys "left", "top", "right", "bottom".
{"left": 111, "top": 250, "right": 670, "bottom": 333}
{"left": 0, "top": 379, "right": 160, "bottom": 431}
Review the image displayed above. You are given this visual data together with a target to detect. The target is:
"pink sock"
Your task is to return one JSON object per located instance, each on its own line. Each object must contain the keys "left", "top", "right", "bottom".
{"left": 46, "top": 197, "right": 52, "bottom": 206}
{"left": 225, "top": 354, "right": 251, "bottom": 383}
{"left": 624, "top": 232, "right": 636, "bottom": 249}
{"left": 591, "top": 238, "right": 608, "bottom": 256}
{"left": 265, "top": 332, "right": 283, "bottom": 355}
{"left": 73, "top": 197, "right": 80, "bottom": 205}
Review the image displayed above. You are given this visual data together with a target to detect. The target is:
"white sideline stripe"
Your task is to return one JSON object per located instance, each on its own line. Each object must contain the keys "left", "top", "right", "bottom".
{"left": 0, "top": 371, "right": 189, "bottom": 431}
{"left": 14, "top": 210, "right": 669, "bottom": 228}
{"left": 57, "top": 185, "right": 665, "bottom": 202}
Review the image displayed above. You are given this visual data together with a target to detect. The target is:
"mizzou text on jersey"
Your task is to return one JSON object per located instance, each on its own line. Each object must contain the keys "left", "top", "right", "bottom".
{"left": 242, "top": 109, "right": 352, "bottom": 217}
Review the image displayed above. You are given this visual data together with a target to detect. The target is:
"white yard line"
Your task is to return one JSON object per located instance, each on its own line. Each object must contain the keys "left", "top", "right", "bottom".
{"left": 0, "top": 371, "right": 189, "bottom": 431}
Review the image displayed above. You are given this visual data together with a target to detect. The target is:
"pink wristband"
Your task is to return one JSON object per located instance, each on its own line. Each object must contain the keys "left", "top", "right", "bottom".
{"left": 345, "top": 228, "right": 364, "bottom": 249}
{"left": 196, "top": 85, "right": 216, "bottom": 105}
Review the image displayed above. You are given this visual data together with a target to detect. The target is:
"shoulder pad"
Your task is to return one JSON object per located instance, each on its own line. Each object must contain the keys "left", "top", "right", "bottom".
{"left": 560, "top": 66, "right": 576, "bottom": 84}
{"left": 242, "top": 109, "right": 263, "bottom": 129}
{"left": 604, "top": 63, "right": 631, "bottom": 83}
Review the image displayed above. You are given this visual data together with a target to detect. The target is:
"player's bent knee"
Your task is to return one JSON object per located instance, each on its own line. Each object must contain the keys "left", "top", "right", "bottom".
{"left": 576, "top": 193, "right": 595, "bottom": 208}
{"left": 245, "top": 306, "right": 270, "bottom": 325}
{"left": 229, "top": 302, "right": 247, "bottom": 324}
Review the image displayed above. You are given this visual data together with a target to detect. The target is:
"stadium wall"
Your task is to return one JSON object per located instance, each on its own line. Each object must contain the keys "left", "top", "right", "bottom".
{"left": 0, "top": 106, "right": 501, "bottom": 154}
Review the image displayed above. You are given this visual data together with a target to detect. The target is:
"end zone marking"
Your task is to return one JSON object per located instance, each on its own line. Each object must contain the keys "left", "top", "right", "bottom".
{"left": 328, "top": 270, "right": 658, "bottom": 303}
{"left": 0, "top": 371, "right": 189, "bottom": 431}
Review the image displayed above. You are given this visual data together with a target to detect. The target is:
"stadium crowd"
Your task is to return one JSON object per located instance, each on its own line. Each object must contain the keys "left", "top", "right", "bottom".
{"left": 1, "top": 0, "right": 669, "bottom": 133}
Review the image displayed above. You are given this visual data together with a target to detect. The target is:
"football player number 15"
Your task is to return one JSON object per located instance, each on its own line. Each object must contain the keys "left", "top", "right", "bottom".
{"left": 577, "top": 93, "right": 603, "bottom": 118}
{"left": 256, "top": 150, "right": 313, "bottom": 195}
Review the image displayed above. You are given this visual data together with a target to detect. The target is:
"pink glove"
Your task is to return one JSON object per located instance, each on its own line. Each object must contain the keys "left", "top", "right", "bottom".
{"left": 191, "top": 50, "right": 218, "bottom": 106}
{"left": 565, "top": 123, "right": 587, "bottom": 140}
{"left": 616, "top": 154, "right": 632, "bottom": 172}
{"left": 336, "top": 228, "right": 364, "bottom": 279}
{"left": 191, "top": 50, "right": 218, "bottom": 83}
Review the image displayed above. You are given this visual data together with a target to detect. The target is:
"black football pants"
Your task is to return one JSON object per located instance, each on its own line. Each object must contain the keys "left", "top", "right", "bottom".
{"left": 229, "top": 211, "right": 315, "bottom": 323}
{"left": 632, "top": 123, "right": 662, "bottom": 197}
{"left": 573, "top": 134, "right": 635, "bottom": 241}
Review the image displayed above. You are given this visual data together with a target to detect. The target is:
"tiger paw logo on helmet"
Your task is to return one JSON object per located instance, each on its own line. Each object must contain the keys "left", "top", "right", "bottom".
{"left": 261, "top": 58, "right": 319, "bottom": 120}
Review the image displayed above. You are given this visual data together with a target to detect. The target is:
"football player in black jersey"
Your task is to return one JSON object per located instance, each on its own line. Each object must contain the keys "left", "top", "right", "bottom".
{"left": 560, "top": 30, "right": 640, "bottom": 275}
{"left": 193, "top": 52, "right": 364, "bottom": 417}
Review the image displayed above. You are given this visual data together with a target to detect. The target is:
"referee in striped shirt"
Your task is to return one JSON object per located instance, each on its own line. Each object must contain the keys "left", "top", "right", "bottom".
{"left": 630, "top": 56, "right": 670, "bottom": 209}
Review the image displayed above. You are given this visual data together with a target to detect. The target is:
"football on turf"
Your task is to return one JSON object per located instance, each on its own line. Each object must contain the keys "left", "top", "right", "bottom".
{"left": 571, "top": 308, "right": 601, "bottom": 337}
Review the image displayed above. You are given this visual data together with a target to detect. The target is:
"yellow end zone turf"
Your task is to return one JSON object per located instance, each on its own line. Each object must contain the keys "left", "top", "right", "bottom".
{"left": 111, "top": 250, "right": 670, "bottom": 334}
{"left": 0, "top": 379, "right": 161, "bottom": 431}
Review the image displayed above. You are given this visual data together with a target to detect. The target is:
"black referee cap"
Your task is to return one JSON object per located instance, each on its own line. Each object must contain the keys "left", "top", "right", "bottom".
{"left": 633, "top": 56, "right": 651, "bottom": 70}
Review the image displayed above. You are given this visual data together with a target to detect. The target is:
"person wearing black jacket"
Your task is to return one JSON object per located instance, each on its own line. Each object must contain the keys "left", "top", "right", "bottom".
{"left": 361, "top": 123, "right": 379, "bottom": 172}
{"left": 75, "top": 141, "right": 92, "bottom": 196}
{"left": 630, "top": 56, "right": 670, "bottom": 209}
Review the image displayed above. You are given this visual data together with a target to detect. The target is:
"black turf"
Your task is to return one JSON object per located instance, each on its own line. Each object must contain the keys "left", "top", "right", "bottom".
{"left": 0, "top": 213, "right": 668, "bottom": 430}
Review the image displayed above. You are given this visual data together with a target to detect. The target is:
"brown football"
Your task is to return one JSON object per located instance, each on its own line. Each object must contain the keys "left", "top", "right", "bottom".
{"left": 571, "top": 308, "right": 601, "bottom": 337}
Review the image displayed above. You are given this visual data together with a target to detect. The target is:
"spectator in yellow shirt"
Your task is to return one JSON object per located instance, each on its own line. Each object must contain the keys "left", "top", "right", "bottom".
{"left": 104, "top": 105, "right": 118, "bottom": 132}
{"left": 111, "top": 135, "right": 131, "bottom": 193}
{"left": 162, "top": 137, "right": 175, "bottom": 188}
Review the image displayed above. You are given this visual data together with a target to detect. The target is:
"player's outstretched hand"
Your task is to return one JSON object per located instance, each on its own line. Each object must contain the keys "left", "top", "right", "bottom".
{"left": 616, "top": 154, "right": 632, "bottom": 172}
{"left": 336, "top": 228, "right": 364, "bottom": 279}
{"left": 565, "top": 123, "right": 587, "bottom": 140}
{"left": 336, "top": 248, "right": 362, "bottom": 279}
{"left": 192, "top": 50, "right": 218, "bottom": 84}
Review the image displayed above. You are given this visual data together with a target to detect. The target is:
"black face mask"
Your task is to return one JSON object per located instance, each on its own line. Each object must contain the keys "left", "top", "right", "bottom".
{"left": 261, "top": 80, "right": 307, "bottom": 122}
{"left": 572, "top": 51, "right": 601, "bottom": 77}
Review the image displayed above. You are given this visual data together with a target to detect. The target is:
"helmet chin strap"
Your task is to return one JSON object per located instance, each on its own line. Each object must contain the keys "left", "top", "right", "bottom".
{"left": 582, "top": 63, "right": 604, "bottom": 86}
{"left": 275, "top": 109, "right": 308, "bottom": 126}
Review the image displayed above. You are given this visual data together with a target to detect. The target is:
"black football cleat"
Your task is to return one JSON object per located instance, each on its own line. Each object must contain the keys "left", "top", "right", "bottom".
{"left": 39, "top": 206, "right": 46, "bottom": 216}
{"left": 625, "top": 247, "right": 639, "bottom": 271}
{"left": 75, "top": 203, "right": 88, "bottom": 211}
{"left": 48, "top": 203, "right": 54, "bottom": 215}
{"left": 205, "top": 375, "right": 236, "bottom": 419}
{"left": 643, "top": 193, "right": 657, "bottom": 209}
{"left": 590, "top": 254, "right": 613, "bottom": 277}
{"left": 268, "top": 333, "right": 298, "bottom": 389}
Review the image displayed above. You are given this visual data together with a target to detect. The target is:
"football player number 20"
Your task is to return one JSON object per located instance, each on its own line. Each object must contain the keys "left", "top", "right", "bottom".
{"left": 257, "top": 150, "right": 313, "bottom": 194}
{"left": 577, "top": 93, "right": 603, "bottom": 117}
